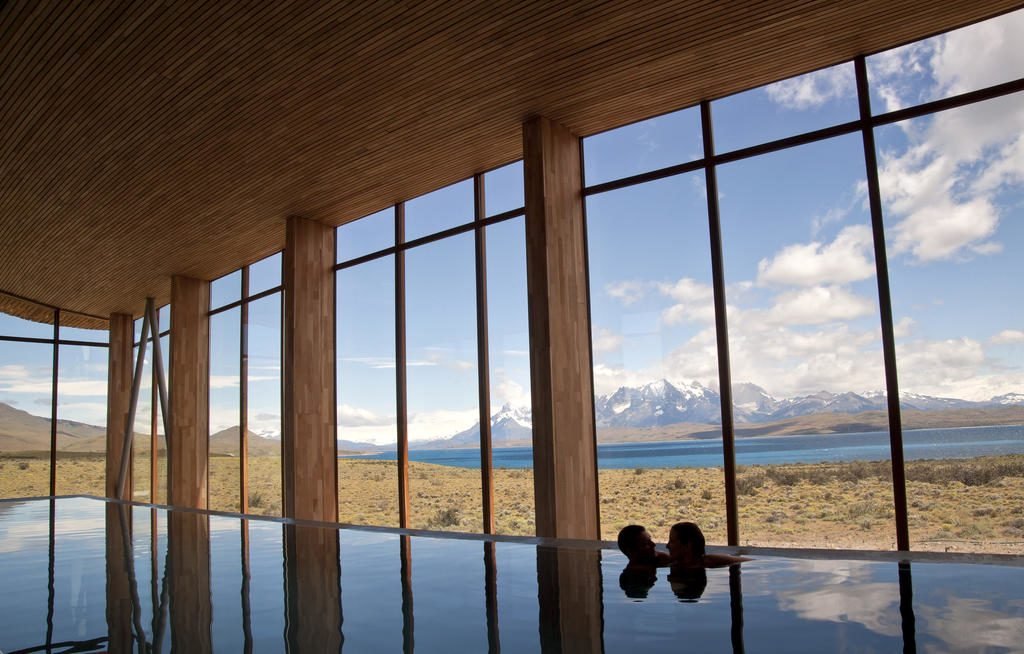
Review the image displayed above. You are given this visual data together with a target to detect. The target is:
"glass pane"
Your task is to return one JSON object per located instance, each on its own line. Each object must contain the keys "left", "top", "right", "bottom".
{"left": 338, "top": 207, "right": 394, "bottom": 262}
{"left": 337, "top": 257, "right": 398, "bottom": 527}
{"left": 133, "top": 343, "right": 152, "bottom": 502}
{"left": 209, "top": 308, "right": 241, "bottom": 512}
{"left": 59, "top": 322, "right": 108, "bottom": 344}
{"left": 485, "top": 218, "right": 535, "bottom": 536}
{"left": 211, "top": 269, "right": 242, "bottom": 310}
{"left": 867, "top": 9, "right": 1024, "bottom": 114}
{"left": 248, "top": 252, "right": 282, "bottom": 296}
{"left": 247, "top": 294, "right": 282, "bottom": 517}
{"left": 154, "top": 334, "right": 169, "bottom": 504}
{"left": 159, "top": 304, "right": 171, "bottom": 335}
{"left": 718, "top": 134, "right": 893, "bottom": 550}
{"left": 484, "top": 161, "right": 525, "bottom": 216}
{"left": 713, "top": 62, "right": 858, "bottom": 153}
{"left": 586, "top": 172, "right": 728, "bottom": 546}
{"left": 406, "top": 233, "right": 482, "bottom": 531}
{"left": 0, "top": 341, "right": 52, "bottom": 498}
{"left": 877, "top": 94, "right": 1024, "bottom": 554}
{"left": 0, "top": 307, "right": 54, "bottom": 339}
{"left": 404, "top": 179, "right": 474, "bottom": 242}
{"left": 55, "top": 345, "right": 107, "bottom": 496}
{"left": 583, "top": 106, "right": 703, "bottom": 186}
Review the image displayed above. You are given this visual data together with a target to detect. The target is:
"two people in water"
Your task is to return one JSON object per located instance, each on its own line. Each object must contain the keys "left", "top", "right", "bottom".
{"left": 617, "top": 522, "right": 748, "bottom": 600}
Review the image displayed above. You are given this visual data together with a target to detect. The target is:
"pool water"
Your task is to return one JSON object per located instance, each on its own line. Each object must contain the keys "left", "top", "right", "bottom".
{"left": 0, "top": 497, "right": 1021, "bottom": 652}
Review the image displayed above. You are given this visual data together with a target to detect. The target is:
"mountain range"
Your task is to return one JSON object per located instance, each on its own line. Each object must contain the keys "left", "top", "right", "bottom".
{"left": 3, "top": 379, "right": 1023, "bottom": 453}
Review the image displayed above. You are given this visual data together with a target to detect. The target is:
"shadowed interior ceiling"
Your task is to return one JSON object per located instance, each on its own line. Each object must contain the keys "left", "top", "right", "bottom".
{"left": 1, "top": 0, "right": 1021, "bottom": 327}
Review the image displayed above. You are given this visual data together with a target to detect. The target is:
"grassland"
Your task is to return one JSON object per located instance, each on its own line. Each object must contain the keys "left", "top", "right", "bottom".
{"left": 3, "top": 453, "right": 1022, "bottom": 554}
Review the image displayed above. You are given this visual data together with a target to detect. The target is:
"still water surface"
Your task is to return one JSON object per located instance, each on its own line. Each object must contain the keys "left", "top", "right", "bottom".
{"left": 349, "top": 423, "right": 1024, "bottom": 469}
{"left": 1, "top": 497, "right": 1022, "bottom": 652}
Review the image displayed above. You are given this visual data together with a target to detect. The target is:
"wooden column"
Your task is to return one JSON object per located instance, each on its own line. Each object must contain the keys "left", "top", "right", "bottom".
{"left": 106, "top": 313, "right": 134, "bottom": 500}
{"left": 283, "top": 215, "right": 338, "bottom": 522}
{"left": 169, "top": 275, "right": 210, "bottom": 509}
{"left": 523, "top": 115, "right": 600, "bottom": 540}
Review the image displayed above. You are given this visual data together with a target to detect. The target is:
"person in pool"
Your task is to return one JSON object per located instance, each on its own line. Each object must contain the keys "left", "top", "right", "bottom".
{"left": 617, "top": 524, "right": 671, "bottom": 568}
{"left": 667, "top": 521, "right": 750, "bottom": 568}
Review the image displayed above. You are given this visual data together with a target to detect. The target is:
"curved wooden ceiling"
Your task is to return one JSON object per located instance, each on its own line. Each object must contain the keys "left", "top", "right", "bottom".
{"left": 1, "top": 0, "right": 1020, "bottom": 326}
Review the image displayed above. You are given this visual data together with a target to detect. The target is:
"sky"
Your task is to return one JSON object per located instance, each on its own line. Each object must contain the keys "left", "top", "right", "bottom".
{"left": 1, "top": 9, "right": 1021, "bottom": 446}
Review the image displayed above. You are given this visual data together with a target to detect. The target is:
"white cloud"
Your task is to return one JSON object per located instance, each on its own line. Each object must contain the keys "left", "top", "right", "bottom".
{"left": 605, "top": 280, "right": 650, "bottom": 305}
{"left": 338, "top": 404, "right": 393, "bottom": 428}
{"left": 757, "top": 225, "right": 876, "bottom": 287}
{"left": 893, "top": 317, "right": 915, "bottom": 338}
{"left": 408, "top": 408, "right": 478, "bottom": 441}
{"left": 991, "top": 329, "right": 1024, "bottom": 345}
{"left": 764, "top": 64, "right": 855, "bottom": 110}
{"left": 592, "top": 327, "right": 623, "bottom": 353}
{"left": 764, "top": 286, "right": 875, "bottom": 326}
{"left": 658, "top": 278, "right": 716, "bottom": 325}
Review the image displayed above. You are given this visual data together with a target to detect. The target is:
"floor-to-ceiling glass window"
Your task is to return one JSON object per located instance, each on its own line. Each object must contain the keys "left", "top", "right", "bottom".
{"left": 0, "top": 310, "right": 55, "bottom": 498}
{"left": 868, "top": 10, "right": 1024, "bottom": 554}
{"left": 208, "top": 256, "right": 283, "bottom": 515}
{"left": 583, "top": 108, "right": 729, "bottom": 543}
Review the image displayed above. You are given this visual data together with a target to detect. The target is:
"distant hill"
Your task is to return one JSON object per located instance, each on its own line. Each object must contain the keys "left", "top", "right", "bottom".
{"left": 0, "top": 402, "right": 108, "bottom": 452}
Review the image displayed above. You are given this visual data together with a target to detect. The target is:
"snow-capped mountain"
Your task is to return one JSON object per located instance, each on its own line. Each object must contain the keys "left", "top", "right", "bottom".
{"left": 596, "top": 379, "right": 721, "bottom": 426}
{"left": 414, "top": 380, "right": 1022, "bottom": 447}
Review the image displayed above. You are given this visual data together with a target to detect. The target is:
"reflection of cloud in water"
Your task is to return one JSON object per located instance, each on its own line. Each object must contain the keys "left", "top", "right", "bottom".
{"left": 774, "top": 560, "right": 902, "bottom": 638}
{"left": 918, "top": 596, "right": 1024, "bottom": 651}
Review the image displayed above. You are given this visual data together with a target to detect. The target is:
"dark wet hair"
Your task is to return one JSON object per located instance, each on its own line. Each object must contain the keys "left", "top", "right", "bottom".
{"left": 670, "top": 521, "right": 706, "bottom": 557}
{"left": 617, "top": 524, "right": 648, "bottom": 555}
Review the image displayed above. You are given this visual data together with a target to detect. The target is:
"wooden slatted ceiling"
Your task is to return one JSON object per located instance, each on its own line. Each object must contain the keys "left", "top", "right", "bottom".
{"left": 0, "top": 0, "right": 1020, "bottom": 324}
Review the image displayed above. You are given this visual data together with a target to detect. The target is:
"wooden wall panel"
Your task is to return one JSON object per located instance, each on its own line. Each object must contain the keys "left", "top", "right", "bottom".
{"left": 282, "top": 216, "right": 338, "bottom": 523}
{"left": 169, "top": 275, "right": 210, "bottom": 509}
{"left": 0, "top": 1, "right": 1019, "bottom": 322}
{"left": 524, "top": 115, "right": 600, "bottom": 540}
{"left": 105, "top": 313, "right": 133, "bottom": 500}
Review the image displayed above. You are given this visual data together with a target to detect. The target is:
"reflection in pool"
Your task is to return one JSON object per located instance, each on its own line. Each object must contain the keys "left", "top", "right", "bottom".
{"left": 0, "top": 497, "right": 1021, "bottom": 652}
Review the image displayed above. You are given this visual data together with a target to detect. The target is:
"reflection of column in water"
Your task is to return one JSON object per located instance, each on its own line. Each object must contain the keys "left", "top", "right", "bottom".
{"left": 284, "top": 523, "right": 342, "bottom": 653}
{"left": 401, "top": 534, "right": 414, "bottom": 654}
{"left": 485, "top": 541, "right": 500, "bottom": 653}
{"left": 169, "top": 510, "right": 212, "bottom": 653}
{"left": 241, "top": 520, "right": 254, "bottom": 654}
{"left": 899, "top": 561, "right": 917, "bottom": 654}
{"left": 729, "top": 564, "right": 744, "bottom": 654}
{"left": 537, "top": 547, "right": 604, "bottom": 654}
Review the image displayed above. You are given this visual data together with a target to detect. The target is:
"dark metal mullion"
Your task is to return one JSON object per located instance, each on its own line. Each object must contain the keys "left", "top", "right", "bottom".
{"left": 0, "top": 335, "right": 108, "bottom": 347}
{"left": 701, "top": 100, "right": 739, "bottom": 547}
{"left": 871, "top": 76, "right": 1024, "bottom": 129}
{"left": 240, "top": 267, "right": 250, "bottom": 514}
{"left": 395, "top": 203, "right": 410, "bottom": 528}
{"left": 333, "top": 208, "right": 526, "bottom": 272}
{"left": 474, "top": 174, "right": 495, "bottom": 535}
{"left": 208, "top": 285, "right": 283, "bottom": 317}
{"left": 855, "top": 56, "right": 910, "bottom": 551}
{"left": 49, "top": 309, "right": 59, "bottom": 497}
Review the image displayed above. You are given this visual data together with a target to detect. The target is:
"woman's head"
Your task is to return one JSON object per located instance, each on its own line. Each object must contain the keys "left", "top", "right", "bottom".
{"left": 668, "top": 522, "right": 706, "bottom": 562}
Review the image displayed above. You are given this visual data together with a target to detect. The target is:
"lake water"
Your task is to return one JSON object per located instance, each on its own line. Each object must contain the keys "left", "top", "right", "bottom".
{"left": 345, "top": 424, "right": 1024, "bottom": 469}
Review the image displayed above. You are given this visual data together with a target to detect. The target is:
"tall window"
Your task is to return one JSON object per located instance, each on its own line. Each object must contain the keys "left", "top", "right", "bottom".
{"left": 578, "top": 8, "right": 1024, "bottom": 553}
{"left": 207, "top": 253, "right": 283, "bottom": 515}
{"left": 0, "top": 301, "right": 109, "bottom": 499}
{"left": 335, "top": 163, "right": 529, "bottom": 534}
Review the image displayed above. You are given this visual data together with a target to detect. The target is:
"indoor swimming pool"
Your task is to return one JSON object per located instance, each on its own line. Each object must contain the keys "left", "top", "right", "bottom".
{"left": 0, "top": 497, "right": 1021, "bottom": 652}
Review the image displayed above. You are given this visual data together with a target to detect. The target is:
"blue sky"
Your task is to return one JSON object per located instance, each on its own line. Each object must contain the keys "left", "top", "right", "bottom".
{"left": 2, "top": 10, "right": 1022, "bottom": 446}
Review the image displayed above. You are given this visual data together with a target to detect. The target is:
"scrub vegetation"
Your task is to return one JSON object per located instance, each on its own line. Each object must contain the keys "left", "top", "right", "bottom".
{"left": 3, "top": 453, "right": 1022, "bottom": 554}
